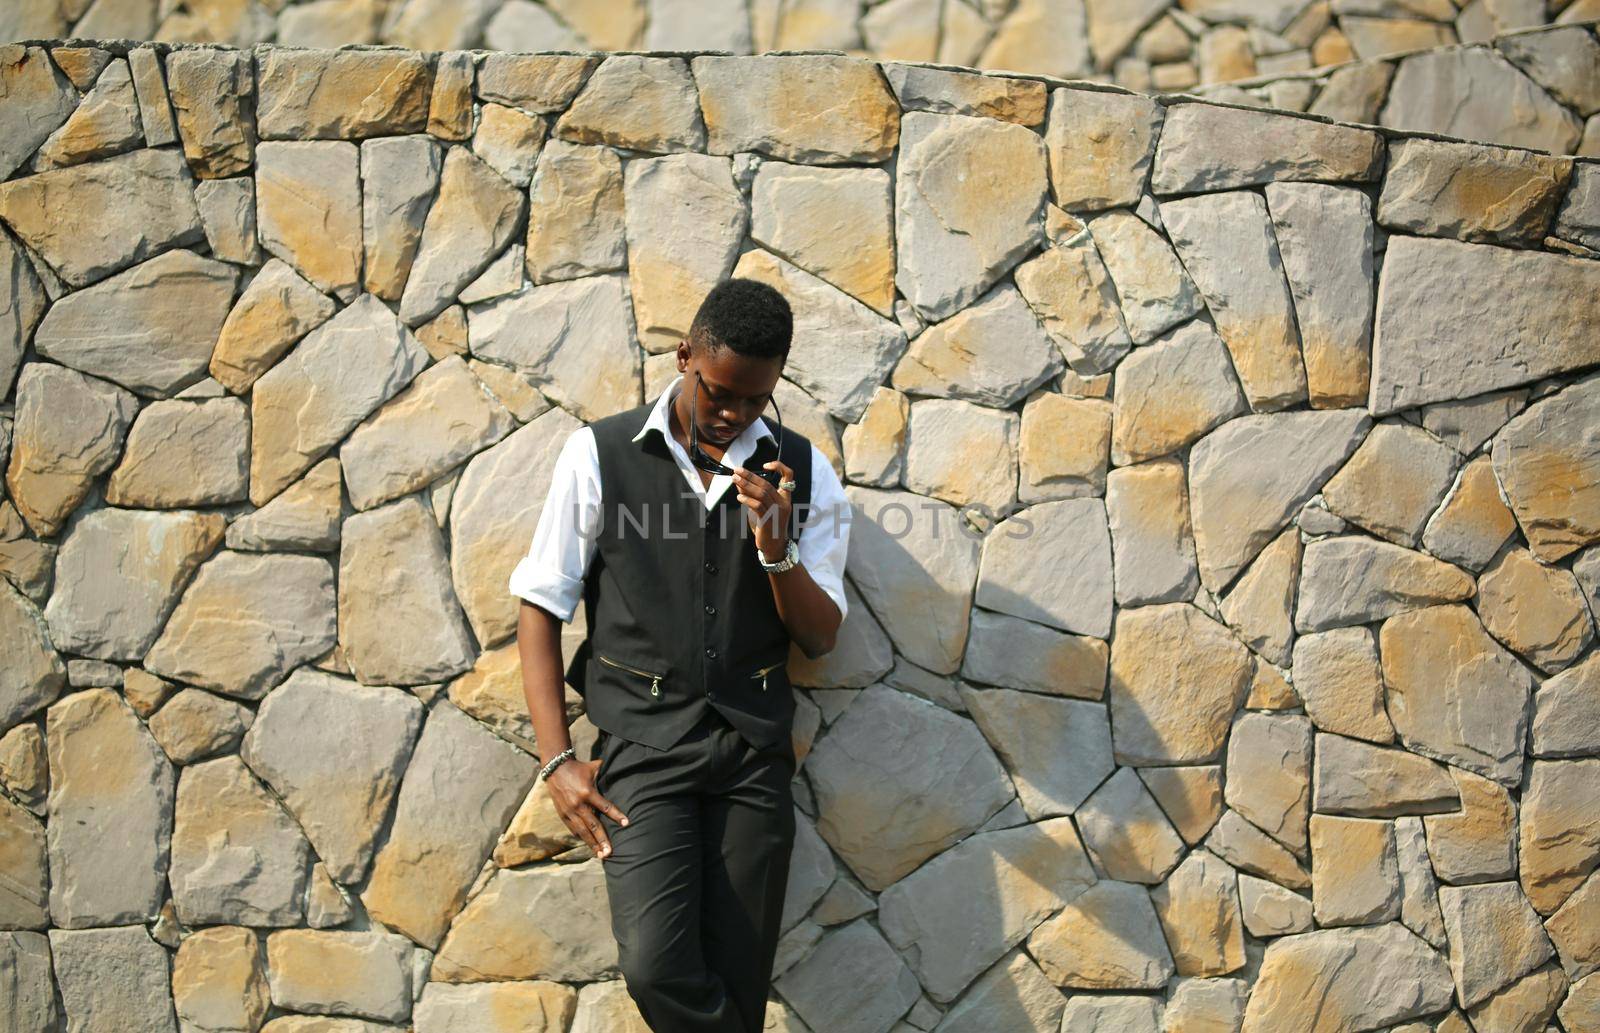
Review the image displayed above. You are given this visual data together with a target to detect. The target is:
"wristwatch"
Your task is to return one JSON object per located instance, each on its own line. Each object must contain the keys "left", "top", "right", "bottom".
{"left": 757, "top": 537, "right": 800, "bottom": 574}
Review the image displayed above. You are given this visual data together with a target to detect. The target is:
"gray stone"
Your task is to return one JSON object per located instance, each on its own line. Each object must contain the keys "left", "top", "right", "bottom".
{"left": 1498, "top": 25, "right": 1600, "bottom": 116}
{"left": 1109, "top": 603, "right": 1253, "bottom": 766}
{"left": 50, "top": 925, "right": 176, "bottom": 1033}
{"left": 1225, "top": 713, "right": 1311, "bottom": 855}
{"left": 468, "top": 273, "right": 641, "bottom": 424}
{"left": 1027, "top": 880, "right": 1176, "bottom": 990}
{"left": 1313, "top": 733, "right": 1460, "bottom": 818}
{"left": 1555, "top": 162, "right": 1600, "bottom": 251}
{"left": 1043, "top": 87, "right": 1162, "bottom": 212}
{"left": 256, "top": 49, "right": 432, "bottom": 140}
{"left": 0, "top": 792, "right": 47, "bottom": 929}
{"left": 145, "top": 551, "right": 337, "bottom": 701}
{"left": 265, "top": 929, "right": 415, "bottom": 1023}
{"left": 1151, "top": 103, "right": 1383, "bottom": 195}
{"left": 126, "top": 45, "right": 177, "bottom": 147}
{"left": 256, "top": 140, "right": 363, "bottom": 302}
{"left": 361, "top": 700, "right": 535, "bottom": 949}
{"left": 242, "top": 668, "right": 423, "bottom": 885}
{"left": 341, "top": 355, "right": 516, "bottom": 511}
{"left": 1161, "top": 190, "right": 1307, "bottom": 411}
{"left": 1058, "top": 995, "right": 1161, "bottom": 1033}
{"left": 40, "top": 508, "right": 225, "bottom": 661}
{"left": 1013, "top": 235, "right": 1130, "bottom": 377}
{"left": 1378, "top": 138, "right": 1572, "bottom": 245}
{"left": 170, "top": 755, "right": 310, "bottom": 927}
{"left": 959, "top": 608, "right": 1108, "bottom": 701}
{"left": 1291, "top": 626, "right": 1396, "bottom": 744}
{"left": 894, "top": 110, "right": 1047, "bottom": 322}
{"left": 1533, "top": 654, "right": 1600, "bottom": 758}
{"left": 361, "top": 135, "right": 442, "bottom": 301}
{"left": 1395, "top": 816, "right": 1448, "bottom": 950}
{"left": 0, "top": 931, "right": 56, "bottom": 1032}
{"left": 0, "top": 45, "right": 76, "bottom": 180}
{"left": 1439, "top": 881, "right": 1555, "bottom": 1008}
{"left": 806, "top": 685, "right": 1013, "bottom": 891}
{"left": 1188, "top": 408, "right": 1370, "bottom": 592}
{"left": 927, "top": 947, "right": 1069, "bottom": 1033}
{"left": 1380, "top": 48, "right": 1582, "bottom": 153}
{"left": 774, "top": 917, "right": 922, "bottom": 1033}
{"left": 1077, "top": 766, "right": 1186, "bottom": 883}
{"left": 1264, "top": 183, "right": 1375, "bottom": 409}
{"left": 1109, "top": 318, "right": 1247, "bottom": 467}
{"left": 340, "top": 495, "right": 476, "bottom": 686}
{"left": 449, "top": 409, "right": 585, "bottom": 649}
{"left": 104, "top": 397, "right": 250, "bottom": 507}
{"left": 398, "top": 145, "right": 528, "bottom": 327}
{"left": 0, "top": 580, "right": 65, "bottom": 734}
{"left": 165, "top": 48, "right": 256, "bottom": 179}
{"left": 0, "top": 226, "right": 46, "bottom": 401}
{"left": 749, "top": 160, "right": 896, "bottom": 318}
{"left": 33, "top": 249, "right": 237, "bottom": 397}
{"left": 961, "top": 684, "right": 1113, "bottom": 819}
{"left": 845, "top": 486, "right": 981, "bottom": 675}
{"left": 1382, "top": 604, "right": 1536, "bottom": 787}
{"left": 877, "top": 816, "right": 1095, "bottom": 1002}
{"left": 225, "top": 458, "right": 342, "bottom": 554}
{"left": 249, "top": 293, "right": 431, "bottom": 506}
{"left": 46, "top": 689, "right": 174, "bottom": 927}
{"left": 1087, "top": 208, "right": 1203, "bottom": 344}
{"left": 1298, "top": 527, "right": 1477, "bottom": 631}
{"left": 1205, "top": 809, "right": 1312, "bottom": 891}
{"left": 1239, "top": 874, "right": 1313, "bottom": 937}
{"left": 1241, "top": 923, "right": 1454, "bottom": 1032}
{"left": 976, "top": 498, "right": 1113, "bottom": 638}
{"left": 0, "top": 147, "right": 203, "bottom": 289}
{"left": 1491, "top": 372, "right": 1600, "bottom": 563}
{"left": 194, "top": 176, "right": 259, "bottom": 264}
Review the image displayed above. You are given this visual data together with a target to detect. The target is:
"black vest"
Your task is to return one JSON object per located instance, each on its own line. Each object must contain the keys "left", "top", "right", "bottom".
{"left": 563, "top": 396, "right": 814, "bottom": 751}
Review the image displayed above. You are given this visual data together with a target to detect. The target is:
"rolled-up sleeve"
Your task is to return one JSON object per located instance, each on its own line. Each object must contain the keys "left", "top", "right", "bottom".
{"left": 797, "top": 443, "right": 852, "bottom": 623}
{"left": 508, "top": 425, "right": 601, "bottom": 624}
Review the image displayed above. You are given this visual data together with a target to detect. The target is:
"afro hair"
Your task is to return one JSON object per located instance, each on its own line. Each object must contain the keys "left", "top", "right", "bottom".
{"left": 687, "top": 277, "right": 793, "bottom": 361}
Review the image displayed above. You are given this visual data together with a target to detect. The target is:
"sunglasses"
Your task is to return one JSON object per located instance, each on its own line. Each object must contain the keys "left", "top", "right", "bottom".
{"left": 686, "top": 370, "right": 784, "bottom": 488}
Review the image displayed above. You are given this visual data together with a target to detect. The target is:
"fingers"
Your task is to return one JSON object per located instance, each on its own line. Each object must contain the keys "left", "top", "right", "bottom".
{"left": 590, "top": 790, "right": 630, "bottom": 831}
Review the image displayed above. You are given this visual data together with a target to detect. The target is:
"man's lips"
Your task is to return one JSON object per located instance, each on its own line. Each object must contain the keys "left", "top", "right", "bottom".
{"left": 707, "top": 425, "right": 737, "bottom": 440}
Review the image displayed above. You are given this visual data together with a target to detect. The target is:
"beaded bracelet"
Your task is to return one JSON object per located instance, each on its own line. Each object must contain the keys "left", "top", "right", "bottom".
{"left": 539, "top": 746, "right": 576, "bottom": 781}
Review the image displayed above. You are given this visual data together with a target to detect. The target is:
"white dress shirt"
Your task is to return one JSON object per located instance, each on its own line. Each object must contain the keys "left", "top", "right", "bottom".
{"left": 508, "top": 373, "right": 852, "bottom": 625}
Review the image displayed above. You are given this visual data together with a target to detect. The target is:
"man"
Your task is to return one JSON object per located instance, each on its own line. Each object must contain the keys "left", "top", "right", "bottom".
{"left": 509, "top": 277, "right": 852, "bottom": 1031}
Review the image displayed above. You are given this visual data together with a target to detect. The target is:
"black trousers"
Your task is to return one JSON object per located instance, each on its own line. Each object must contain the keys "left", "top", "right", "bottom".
{"left": 593, "top": 705, "right": 797, "bottom": 1032}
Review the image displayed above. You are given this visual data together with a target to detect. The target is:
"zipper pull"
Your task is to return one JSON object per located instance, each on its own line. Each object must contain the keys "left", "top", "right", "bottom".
{"left": 761, "top": 671, "right": 768, "bottom": 692}
{"left": 650, "top": 676, "right": 661, "bottom": 698}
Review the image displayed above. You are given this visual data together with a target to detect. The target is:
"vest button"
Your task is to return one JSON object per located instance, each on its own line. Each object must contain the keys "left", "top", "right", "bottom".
{"left": 704, "top": 561, "right": 717, "bottom": 574}
{"left": 704, "top": 604, "right": 715, "bottom": 616}
{"left": 705, "top": 646, "right": 717, "bottom": 660}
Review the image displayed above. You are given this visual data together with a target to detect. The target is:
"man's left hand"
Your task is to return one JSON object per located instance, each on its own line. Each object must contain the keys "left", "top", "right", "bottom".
{"left": 733, "top": 459, "right": 792, "bottom": 563}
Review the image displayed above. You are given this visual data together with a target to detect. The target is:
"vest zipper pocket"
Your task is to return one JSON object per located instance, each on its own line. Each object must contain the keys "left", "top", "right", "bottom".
{"left": 750, "top": 660, "right": 784, "bottom": 692}
{"left": 598, "top": 654, "right": 663, "bottom": 698}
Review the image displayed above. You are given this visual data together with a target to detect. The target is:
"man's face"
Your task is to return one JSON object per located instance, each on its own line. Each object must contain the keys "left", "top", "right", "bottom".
{"left": 677, "top": 339, "right": 784, "bottom": 447}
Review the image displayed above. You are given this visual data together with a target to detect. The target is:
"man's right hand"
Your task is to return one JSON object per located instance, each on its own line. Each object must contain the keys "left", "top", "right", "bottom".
{"left": 546, "top": 756, "right": 629, "bottom": 859}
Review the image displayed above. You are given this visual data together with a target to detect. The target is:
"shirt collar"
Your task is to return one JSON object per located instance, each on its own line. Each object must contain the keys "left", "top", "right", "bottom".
{"left": 631, "top": 373, "right": 777, "bottom": 451}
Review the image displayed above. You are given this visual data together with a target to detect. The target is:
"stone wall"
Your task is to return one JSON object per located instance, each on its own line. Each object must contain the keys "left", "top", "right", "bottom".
{"left": 3, "top": 40, "right": 1600, "bottom": 1033}
{"left": 2, "top": 0, "right": 1597, "bottom": 95}
{"left": 1199, "top": 20, "right": 1600, "bottom": 155}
